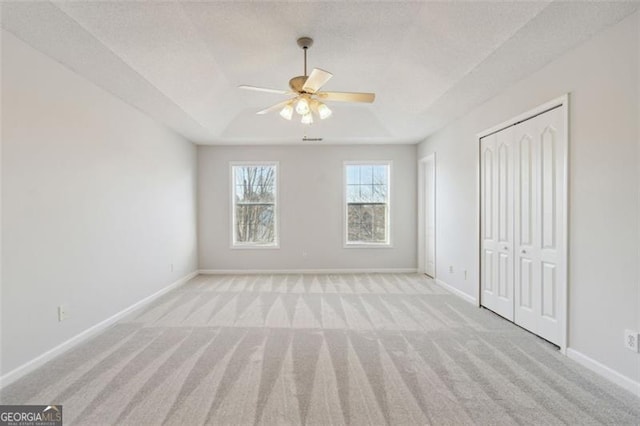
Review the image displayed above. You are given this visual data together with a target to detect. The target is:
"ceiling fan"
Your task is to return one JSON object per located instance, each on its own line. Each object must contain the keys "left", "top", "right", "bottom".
{"left": 239, "top": 37, "right": 375, "bottom": 124}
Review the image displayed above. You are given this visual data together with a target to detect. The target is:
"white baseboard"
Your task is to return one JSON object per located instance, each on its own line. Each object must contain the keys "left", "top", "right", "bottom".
{"left": 435, "top": 278, "right": 478, "bottom": 305}
{"left": 0, "top": 271, "right": 198, "bottom": 389}
{"left": 199, "top": 268, "right": 418, "bottom": 275}
{"left": 566, "top": 348, "right": 640, "bottom": 398}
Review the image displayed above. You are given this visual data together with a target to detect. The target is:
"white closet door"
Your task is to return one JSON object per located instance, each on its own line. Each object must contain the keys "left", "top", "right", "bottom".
{"left": 514, "top": 107, "right": 565, "bottom": 345}
{"left": 480, "top": 128, "right": 515, "bottom": 321}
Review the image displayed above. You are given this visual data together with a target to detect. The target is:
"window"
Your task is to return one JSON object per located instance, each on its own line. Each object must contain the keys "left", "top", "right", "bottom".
{"left": 231, "top": 162, "right": 278, "bottom": 247}
{"left": 345, "top": 162, "right": 390, "bottom": 246}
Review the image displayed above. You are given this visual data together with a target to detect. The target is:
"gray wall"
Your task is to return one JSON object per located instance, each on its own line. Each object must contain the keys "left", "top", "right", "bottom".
{"left": 198, "top": 144, "right": 417, "bottom": 271}
{"left": 1, "top": 31, "right": 198, "bottom": 376}
{"left": 418, "top": 13, "right": 640, "bottom": 389}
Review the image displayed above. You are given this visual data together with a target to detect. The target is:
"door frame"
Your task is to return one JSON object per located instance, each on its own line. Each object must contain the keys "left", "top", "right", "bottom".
{"left": 476, "top": 94, "right": 569, "bottom": 353}
{"left": 418, "top": 153, "right": 436, "bottom": 277}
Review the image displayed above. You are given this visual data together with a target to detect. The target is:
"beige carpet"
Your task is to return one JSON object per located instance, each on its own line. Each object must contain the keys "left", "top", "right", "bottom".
{"left": 2, "top": 273, "right": 639, "bottom": 425}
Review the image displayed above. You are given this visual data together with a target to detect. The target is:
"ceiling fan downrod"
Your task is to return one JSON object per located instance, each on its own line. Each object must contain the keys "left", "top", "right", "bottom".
{"left": 297, "top": 37, "right": 313, "bottom": 77}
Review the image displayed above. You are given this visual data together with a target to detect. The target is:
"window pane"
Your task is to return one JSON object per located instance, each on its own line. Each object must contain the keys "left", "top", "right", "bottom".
{"left": 346, "top": 166, "right": 359, "bottom": 185}
{"left": 360, "top": 166, "right": 373, "bottom": 185}
{"left": 347, "top": 184, "right": 360, "bottom": 203}
{"left": 234, "top": 166, "right": 276, "bottom": 201}
{"left": 234, "top": 168, "right": 246, "bottom": 186}
{"left": 373, "top": 165, "right": 387, "bottom": 184}
{"left": 235, "top": 185, "right": 246, "bottom": 202}
{"left": 235, "top": 204, "right": 274, "bottom": 243}
{"left": 373, "top": 205, "right": 387, "bottom": 241}
{"left": 347, "top": 203, "right": 387, "bottom": 243}
{"left": 348, "top": 204, "right": 364, "bottom": 241}
{"left": 359, "top": 184, "right": 373, "bottom": 202}
{"left": 372, "top": 184, "right": 387, "bottom": 202}
{"left": 259, "top": 186, "right": 275, "bottom": 202}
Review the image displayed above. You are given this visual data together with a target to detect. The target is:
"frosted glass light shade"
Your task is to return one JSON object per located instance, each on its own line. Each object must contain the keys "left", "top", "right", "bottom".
{"left": 295, "top": 97, "right": 310, "bottom": 115}
{"left": 301, "top": 113, "right": 313, "bottom": 124}
{"left": 280, "top": 104, "right": 294, "bottom": 120}
{"left": 317, "top": 102, "right": 332, "bottom": 120}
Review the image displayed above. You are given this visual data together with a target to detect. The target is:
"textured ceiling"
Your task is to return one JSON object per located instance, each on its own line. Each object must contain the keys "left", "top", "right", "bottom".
{"left": 2, "top": 1, "right": 638, "bottom": 145}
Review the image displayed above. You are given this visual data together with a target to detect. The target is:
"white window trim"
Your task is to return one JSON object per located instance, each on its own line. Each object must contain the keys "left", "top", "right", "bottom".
{"left": 230, "top": 161, "right": 280, "bottom": 249}
{"left": 343, "top": 160, "right": 393, "bottom": 248}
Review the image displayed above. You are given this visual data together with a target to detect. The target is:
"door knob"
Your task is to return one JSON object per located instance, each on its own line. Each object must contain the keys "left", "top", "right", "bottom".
{"left": 503, "top": 246, "right": 508, "bottom": 250}
{"left": 521, "top": 249, "right": 527, "bottom": 254}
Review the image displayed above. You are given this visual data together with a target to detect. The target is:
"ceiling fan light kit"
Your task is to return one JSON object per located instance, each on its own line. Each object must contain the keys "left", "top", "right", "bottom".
{"left": 239, "top": 37, "right": 375, "bottom": 125}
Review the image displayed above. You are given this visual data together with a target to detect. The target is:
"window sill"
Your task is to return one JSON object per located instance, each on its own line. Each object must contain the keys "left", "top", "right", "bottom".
{"left": 344, "top": 242, "right": 392, "bottom": 249}
{"left": 231, "top": 243, "right": 280, "bottom": 250}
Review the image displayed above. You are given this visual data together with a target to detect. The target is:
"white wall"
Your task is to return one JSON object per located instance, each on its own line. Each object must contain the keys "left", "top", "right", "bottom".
{"left": 198, "top": 144, "right": 417, "bottom": 271}
{"left": 637, "top": 10, "right": 640, "bottom": 393}
{"left": 1, "top": 31, "right": 198, "bottom": 377}
{"left": 418, "top": 13, "right": 640, "bottom": 389}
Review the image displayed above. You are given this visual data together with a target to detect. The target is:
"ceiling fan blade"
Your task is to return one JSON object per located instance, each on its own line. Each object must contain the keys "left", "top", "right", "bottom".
{"left": 256, "top": 98, "right": 295, "bottom": 115}
{"left": 316, "top": 91, "right": 375, "bottom": 103}
{"left": 302, "top": 68, "right": 333, "bottom": 93}
{"left": 239, "top": 85, "right": 291, "bottom": 95}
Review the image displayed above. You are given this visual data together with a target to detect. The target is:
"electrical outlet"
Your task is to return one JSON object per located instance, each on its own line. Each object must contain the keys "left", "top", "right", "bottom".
{"left": 170, "top": 263, "right": 174, "bottom": 272}
{"left": 624, "top": 329, "right": 639, "bottom": 352}
{"left": 58, "top": 305, "right": 67, "bottom": 322}
{"left": 464, "top": 270, "right": 468, "bottom": 280}
{"left": 449, "top": 265, "right": 454, "bottom": 274}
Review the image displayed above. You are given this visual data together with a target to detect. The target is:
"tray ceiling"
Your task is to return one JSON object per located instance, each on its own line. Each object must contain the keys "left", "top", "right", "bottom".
{"left": 2, "top": 1, "right": 638, "bottom": 145}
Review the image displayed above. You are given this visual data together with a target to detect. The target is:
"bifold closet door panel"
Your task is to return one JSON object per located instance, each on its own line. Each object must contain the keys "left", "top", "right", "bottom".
{"left": 513, "top": 115, "right": 540, "bottom": 334}
{"left": 514, "top": 107, "right": 565, "bottom": 345}
{"left": 480, "top": 127, "right": 515, "bottom": 321}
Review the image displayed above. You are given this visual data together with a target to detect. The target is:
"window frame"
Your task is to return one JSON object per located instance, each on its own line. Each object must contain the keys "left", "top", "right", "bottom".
{"left": 230, "top": 161, "right": 280, "bottom": 249}
{"left": 343, "top": 160, "right": 392, "bottom": 248}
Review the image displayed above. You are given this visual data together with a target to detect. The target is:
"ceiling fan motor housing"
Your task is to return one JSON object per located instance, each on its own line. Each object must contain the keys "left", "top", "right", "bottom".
{"left": 289, "top": 76, "right": 308, "bottom": 93}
